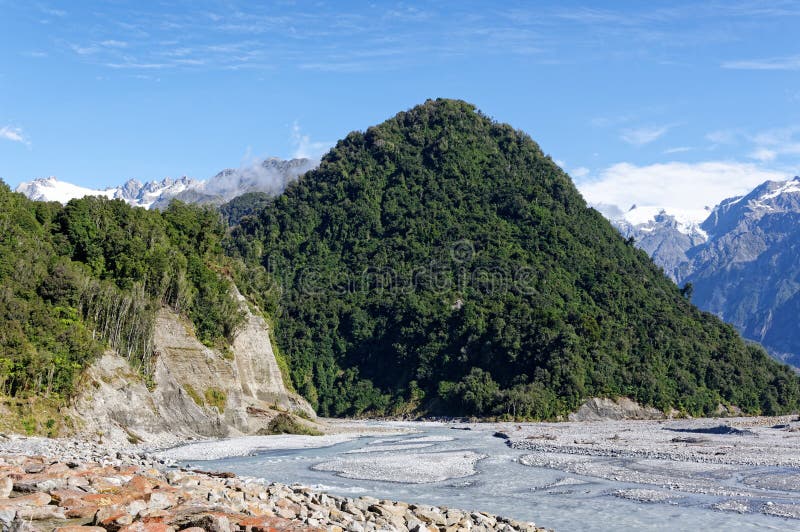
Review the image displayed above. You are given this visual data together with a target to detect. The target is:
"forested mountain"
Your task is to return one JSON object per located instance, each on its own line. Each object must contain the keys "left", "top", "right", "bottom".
{"left": 226, "top": 99, "right": 800, "bottom": 419}
{"left": 0, "top": 183, "right": 243, "bottom": 402}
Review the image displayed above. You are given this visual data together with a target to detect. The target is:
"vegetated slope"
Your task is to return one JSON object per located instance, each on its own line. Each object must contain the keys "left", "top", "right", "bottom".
{"left": 0, "top": 182, "right": 244, "bottom": 430}
{"left": 227, "top": 99, "right": 800, "bottom": 419}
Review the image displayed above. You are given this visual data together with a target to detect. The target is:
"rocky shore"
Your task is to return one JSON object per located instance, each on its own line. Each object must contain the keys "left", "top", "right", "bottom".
{"left": 0, "top": 436, "right": 546, "bottom": 532}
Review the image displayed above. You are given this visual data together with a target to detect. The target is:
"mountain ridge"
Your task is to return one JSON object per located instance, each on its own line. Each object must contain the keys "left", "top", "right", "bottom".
{"left": 14, "top": 157, "right": 316, "bottom": 209}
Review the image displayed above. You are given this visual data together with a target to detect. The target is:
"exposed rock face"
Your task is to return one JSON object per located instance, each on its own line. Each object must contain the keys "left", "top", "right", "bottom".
{"left": 568, "top": 397, "right": 664, "bottom": 421}
{"left": 596, "top": 204, "right": 709, "bottom": 282}
{"left": 69, "top": 288, "right": 314, "bottom": 444}
{"left": 229, "top": 290, "right": 311, "bottom": 416}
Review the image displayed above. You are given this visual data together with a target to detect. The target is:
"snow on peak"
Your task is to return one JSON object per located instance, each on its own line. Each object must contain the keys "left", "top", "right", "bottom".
{"left": 618, "top": 204, "right": 710, "bottom": 237}
{"left": 15, "top": 176, "right": 117, "bottom": 204}
{"left": 759, "top": 176, "right": 800, "bottom": 201}
{"left": 14, "top": 175, "right": 198, "bottom": 209}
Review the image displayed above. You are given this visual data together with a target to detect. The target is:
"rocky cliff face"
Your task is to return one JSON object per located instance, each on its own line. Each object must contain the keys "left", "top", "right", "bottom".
{"left": 68, "top": 288, "right": 314, "bottom": 444}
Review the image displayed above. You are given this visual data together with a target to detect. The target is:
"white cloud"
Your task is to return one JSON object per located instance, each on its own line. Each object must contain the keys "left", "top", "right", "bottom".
{"left": 0, "top": 126, "right": 30, "bottom": 147}
{"left": 38, "top": 5, "right": 66, "bottom": 17}
{"left": 722, "top": 55, "right": 800, "bottom": 71}
{"left": 620, "top": 125, "right": 670, "bottom": 146}
{"left": 578, "top": 161, "right": 787, "bottom": 212}
{"left": 290, "top": 122, "right": 333, "bottom": 160}
{"left": 571, "top": 166, "right": 590, "bottom": 178}
{"left": 750, "top": 126, "right": 800, "bottom": 160}
{"left": 100, "top": 40, "right": 128, "bottom": 48}
{"left": 69, "top": 43, "right": 99, "bottom": 55}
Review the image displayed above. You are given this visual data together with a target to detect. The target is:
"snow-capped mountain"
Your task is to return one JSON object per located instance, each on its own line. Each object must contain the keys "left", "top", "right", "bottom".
{"left": 599, "top": 176, "right": 800, "bottom": 368}
{"left": 16, "top": 176, "right": 116, "bottom": 204}
{"left": 15, "top": 157, "right": 315, "bottom": 209}
{"left": 594, "top": 203, "right": 710, "bottom": 281}
{"left": 15, "top": 175, "right": 196, "bottom": 209}
{"left": 148, "top": 158, "right": 317, "bottom": 209}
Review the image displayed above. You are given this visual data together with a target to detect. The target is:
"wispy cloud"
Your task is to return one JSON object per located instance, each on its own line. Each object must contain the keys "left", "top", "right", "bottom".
{"left": 69, "top": 43, "right": 99, "bottom": 55}
{"left": 705, "top": 129, "right": 740, "bottom": 145}
{"left": 25, "top": 2, "right": 800, "bottom": 78}
{"left": 704, "top": 126, "right": 800, "bottom": 162}
{"left": 291, "top": 122, "right": 333, "bottom": 160}
{"left": 620, "top": 125, "right": 671, "bottom": 146}
{"left": 749, "top": 126, "right": 800, "bottom": 160}
{"left": 722, "top": 55, "right": 800, "bottom": 70}
{"left": 37, "top": 4, "right": 66, "bottom": 17}
{"left": 105, "top": 61, "right": 170, "bottom": 70}
{"left": 750, "top": 148, "right": 777, "bottom": 162}
{"left": 100, "top": 40, "right": 128, "bottom": 48}
{"left": 664, "top": 146, "right": 692, "bottom": 154}
{"left": 0, "top": 126, "right": 31, "bottom": 147}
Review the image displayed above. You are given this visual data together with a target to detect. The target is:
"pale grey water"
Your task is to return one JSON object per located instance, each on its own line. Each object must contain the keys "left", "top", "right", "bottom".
{"left": 178, "top": 423, "right": 800, "bottom": 531}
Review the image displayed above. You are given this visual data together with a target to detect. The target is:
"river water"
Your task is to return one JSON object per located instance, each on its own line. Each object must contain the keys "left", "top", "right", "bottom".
{"left": 177, "top": 422, "right": 799, "bottom": 531}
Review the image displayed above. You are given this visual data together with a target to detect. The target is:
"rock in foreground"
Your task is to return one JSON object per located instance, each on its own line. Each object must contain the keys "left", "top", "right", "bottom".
{"left": 0, "top": 453, "right": 546, "bottom": 532}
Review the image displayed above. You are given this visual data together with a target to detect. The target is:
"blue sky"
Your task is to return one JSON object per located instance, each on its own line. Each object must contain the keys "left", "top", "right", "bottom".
{"left": 1, "top": 0, "right": 799, "bottom": 211}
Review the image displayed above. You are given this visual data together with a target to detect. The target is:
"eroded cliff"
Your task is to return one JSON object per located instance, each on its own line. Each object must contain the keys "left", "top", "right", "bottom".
{"left": 67, "top": 288, "right": 315, "bottom": 444}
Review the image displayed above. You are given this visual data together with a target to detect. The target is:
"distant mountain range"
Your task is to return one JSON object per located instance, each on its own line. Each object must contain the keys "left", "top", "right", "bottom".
{"left": 595, "top": 203, "right": 710, "bottom": 282}
{"left": 599, "top": 176, "right": 800, "bottom": 367}
{"left": 15, "top": 157, "right": 316, "bottom": 209}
